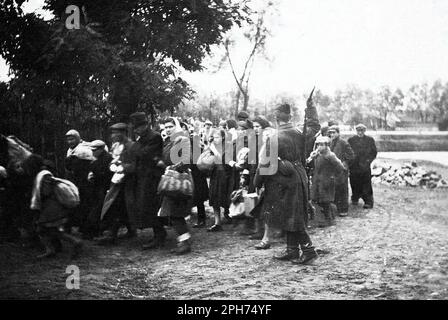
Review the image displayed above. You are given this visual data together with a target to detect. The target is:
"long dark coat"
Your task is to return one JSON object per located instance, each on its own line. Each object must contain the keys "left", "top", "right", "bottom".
{"left": 87, "top": 151, "right": 112, "bottom": 229}
{"left": 310, "top": 151, "right": 345, "bottom": 203}
{"left": 159, "top": 134, "right": 192, "bottom": 218}
{"left": 330, "top": 137, "right": 354, "bottom": 182}
{"left": 330, "top": 137, "right": 355, "bottom": 212}
{"left": 347, "top": 135, "right": 377, "bottom": 174}
{"left": 254, "top": 159, "right": 300, "bottom": 230}
{"left": 124, "top": 128, "right": 164, "bottom": 229}
{"left": 255, "top": 105, "right": 320, "bottom": 232}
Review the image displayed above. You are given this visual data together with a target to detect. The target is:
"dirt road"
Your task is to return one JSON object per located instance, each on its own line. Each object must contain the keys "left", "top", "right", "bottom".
{"left": 1, "top": 183, "right": 448, "bottom": 300}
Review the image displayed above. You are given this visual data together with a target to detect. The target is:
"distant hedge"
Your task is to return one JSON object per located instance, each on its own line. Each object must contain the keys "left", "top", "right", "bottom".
{"left": 340, "top": 132, "right": 448, "bottom": 152}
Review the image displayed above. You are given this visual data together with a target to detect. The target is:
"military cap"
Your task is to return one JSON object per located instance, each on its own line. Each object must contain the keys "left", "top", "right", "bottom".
{"left": 355, "top": 123, "right": 367, "bottom": 131}
{"left": 129, "top": 112, "right": 148, "bottom": 127}
{"left": 205, "top": 120, "right": 213, "bottom": 125}
{"left": 275, "top": 103, "right": 291, "bottom": 115}
{"left": 109, "top": 123, "right": 128, "bottom": 131}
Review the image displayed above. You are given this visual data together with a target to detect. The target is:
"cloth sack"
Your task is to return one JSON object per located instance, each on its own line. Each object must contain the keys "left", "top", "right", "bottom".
{"left": 53, "top": 177, "right": 80, "bottom": 208}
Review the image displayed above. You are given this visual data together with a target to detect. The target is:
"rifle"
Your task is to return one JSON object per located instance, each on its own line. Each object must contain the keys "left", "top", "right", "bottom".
{"left": 304, "top": 87, "right": 316, "bottom": 222}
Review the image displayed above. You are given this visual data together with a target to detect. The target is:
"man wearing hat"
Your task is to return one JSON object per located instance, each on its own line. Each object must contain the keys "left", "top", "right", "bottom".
{"left": 263, "top": 99, "right": 320, "bottom": 265}
{"left": 84, "top": 140, "right": 113, "bottom": 239}
{"left": 127, "top": 112, "right": 166, "bottom": 250}
{"left": 328, "top": 125, "right": 355, "bottom": 216}
{"left": 237, "top": 111, "right": 253, "bottom": 129}
{"left": 64, "top": 129, "right": 94, "bottom": 235}
{"left": 348, "top": 124, "right": 377, "bottom": 209}
{"left": 98, "top": 123, "right": 137, "bottom": 244}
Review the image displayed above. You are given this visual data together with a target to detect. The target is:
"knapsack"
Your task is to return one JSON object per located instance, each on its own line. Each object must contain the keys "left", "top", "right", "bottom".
{"left": 53, "top": 177, "right": 80, "bottom": 208}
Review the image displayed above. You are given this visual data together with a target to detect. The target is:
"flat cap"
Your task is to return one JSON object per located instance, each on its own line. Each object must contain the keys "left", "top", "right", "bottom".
{"left": 237, "top": 111, "right": 250, "bottom": 121}
{"left": 109, "top": 123, "right": 128, "bottom": 131}
{"left": 89, "top": 140, "right": 106, "bottom": 149}
{"left": 355, "top": 123, "right": 367, "bottom": 131}
{"left": 129, "top": 112, "right": 148, "bottom": 127}
{"left": 328, "top": 125, "right": 340, "bottom": 133}
{"left": 65, "top": 129, "right": 80, "bottom": 139}
{"left": 316, "top": 135, "right": 331, "bottom": 144}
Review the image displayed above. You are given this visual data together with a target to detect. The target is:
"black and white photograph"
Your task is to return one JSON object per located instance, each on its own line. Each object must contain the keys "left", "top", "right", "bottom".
{"left": 1, "top": 0, "right": 448, "bottom": 302}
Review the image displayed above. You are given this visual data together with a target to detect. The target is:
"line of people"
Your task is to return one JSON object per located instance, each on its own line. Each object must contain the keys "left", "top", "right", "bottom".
{"left": 1, "top": 102, "right": 377, "bottom": 265}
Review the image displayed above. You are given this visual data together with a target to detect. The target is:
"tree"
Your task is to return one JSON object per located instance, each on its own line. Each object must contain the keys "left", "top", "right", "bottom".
{"left": 405, "top": 83, "right": 431, "bottom": 123}
{"left": 376, "top": 86, "right": 403, "bottom": 129}
{"left": 0, "top": 0, "right": 248, "bottom": 170}
{"left": 218, "top": 0, "right": 276, "bottom": 116}
{"left": 429, "top": 80, "right": 448, "bottom": 122}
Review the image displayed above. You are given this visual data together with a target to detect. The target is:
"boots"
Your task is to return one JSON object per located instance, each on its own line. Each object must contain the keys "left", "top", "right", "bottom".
{"left": 173, "top": 233, "right": 192, "bottom": 255}
{"left": 291, "top": 243, "right": 318, "bottom": 265}
{"left": 273, "top": 248, "right": 300, "bottom": 261}
{"left": 273, "top": 231, "right": 300, "bottom": 261}
{"left": 142, "top": 226, "right": 167, "bottom": 250}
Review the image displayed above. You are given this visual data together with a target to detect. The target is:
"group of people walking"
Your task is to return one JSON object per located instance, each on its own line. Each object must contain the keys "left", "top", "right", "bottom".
{"left": 0, "top": 98, "right": 377, "bottom": 265}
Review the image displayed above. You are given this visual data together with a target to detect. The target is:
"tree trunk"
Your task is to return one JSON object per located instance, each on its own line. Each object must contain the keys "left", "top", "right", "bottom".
{"left": 235, "top": 89, "right": 241, "bottom": 117}
{"left": 242, "top": 91, "right": 249, "bottom": 111}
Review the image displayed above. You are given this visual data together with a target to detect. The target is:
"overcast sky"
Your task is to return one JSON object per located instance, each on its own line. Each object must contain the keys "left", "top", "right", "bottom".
{"left": 2, "top": 0, "right": 448, "bottom": 98}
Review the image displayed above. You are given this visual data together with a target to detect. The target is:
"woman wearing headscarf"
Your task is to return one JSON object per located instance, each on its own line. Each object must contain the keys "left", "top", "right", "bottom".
{"left": 187, "top": 122, "right": 209, "bottom": 228}
{"left": 158, "top": 117, "right": 194, "bottom": 254}
{"left": 207, "top": 128, "right": 235, "bottom": 232}
{"left": 241, "top": 116, "right": 275, "bottom": 247}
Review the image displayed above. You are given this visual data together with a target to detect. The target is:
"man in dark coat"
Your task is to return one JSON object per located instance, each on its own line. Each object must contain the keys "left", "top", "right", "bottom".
{"left": 125, "top": 112, "right": 166, "bottom": 250}
{"left": 84, "top": 140, "right": 113, "bottom": 239}
{"left": 259, "top": 99, "right": 320, "bottom": 265}
{"left": 348, "top": 124, "right": 377, "bottom": 209}
{"left": 328, "top": 125, "right": 355, "bottom": 216}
